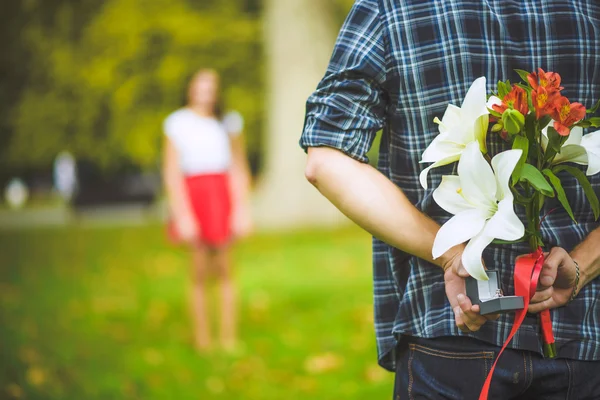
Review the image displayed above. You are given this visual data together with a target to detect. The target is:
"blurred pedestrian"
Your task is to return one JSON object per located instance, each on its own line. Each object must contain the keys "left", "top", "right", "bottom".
{"left": 163, "top": 69, "right": 252, "bottom": 353}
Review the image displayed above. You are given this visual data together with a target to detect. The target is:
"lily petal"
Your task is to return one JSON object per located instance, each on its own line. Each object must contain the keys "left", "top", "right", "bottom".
{"left": 461, "top": 77, "right": 489, "bottom": 123}
{"left": 432, "top": 209, "right": 490, "bottom": 259}
{"left": 554, "top": 145, "right": 588, "bottom": 165}
{"left": 433, "top": 176, "right": 474, "bottom": 215}
{"left": 462, "top": 232, "right": 494, "bottom": 281}
{"left": 581, "top": 130, "right": 600, "bottom": 175}
{"left": 585, "top": 149, "right": 600, "bottom": 176}
{"left": 474, "top": 114, "right": 489, "bottom": 154}
{"left": 437, "top": 104, "right": 462, "bottom": 133}
{"left": 563, "top": 126, "right": 583, "bottom": 147}
{"left": 420, "top": 136, "right": 465, "bottom": 163}
{"left": 457, "top": 142, "right": 497, "bottom": 208}
{"left": 483, "top": 199, "right": 525, "bottom": 241}
{"left": 419, "top": 154, "right": 461, "bottom": 190}
{"left": 491, "top": 149, "right": 522, "bottom": 201}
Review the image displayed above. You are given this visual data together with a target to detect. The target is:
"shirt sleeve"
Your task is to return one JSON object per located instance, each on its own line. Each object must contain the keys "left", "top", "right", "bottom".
{"left": 222, "top": 111, "right": 244, "bottom": 137}
{"left": 163, "top": 113, "right": 178, "bottom": 140}
{"left": 300, "top": 0, "right": 388, "bottom": 163}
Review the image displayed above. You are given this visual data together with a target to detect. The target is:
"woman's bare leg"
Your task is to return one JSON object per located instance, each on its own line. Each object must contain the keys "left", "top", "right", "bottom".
{"left": 191, "top": 244, "right": 212, "bottom": 352}
{"left": 212, "top": 246, "right": 237, "bottom": 350}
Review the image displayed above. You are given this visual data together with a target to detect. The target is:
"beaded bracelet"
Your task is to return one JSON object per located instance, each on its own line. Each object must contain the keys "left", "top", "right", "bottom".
{"left": 569, "top": 259, "right": 580, "bottom": 303}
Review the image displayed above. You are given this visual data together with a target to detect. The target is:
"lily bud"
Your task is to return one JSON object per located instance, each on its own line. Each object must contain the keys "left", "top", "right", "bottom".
{"left": 491, "top": 122, "right": 504, "bottom": 133}
{"left": 502, "top": 109, "right": 525, "bottom": 135}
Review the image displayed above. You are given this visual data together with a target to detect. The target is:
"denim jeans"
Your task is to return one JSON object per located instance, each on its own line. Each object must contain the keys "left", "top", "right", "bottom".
{"left": 394, "top": 335, "right": 600, "bottom": 400}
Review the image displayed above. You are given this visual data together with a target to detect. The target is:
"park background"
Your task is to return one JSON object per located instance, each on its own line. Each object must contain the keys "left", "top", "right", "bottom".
{"left": 0, "top": 0, "right": 391, "bottom": 399}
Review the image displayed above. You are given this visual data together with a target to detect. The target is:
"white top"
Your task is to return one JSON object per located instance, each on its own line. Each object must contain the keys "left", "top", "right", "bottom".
{"left": 164, "top": 109, "right": 243, "bottom": 175}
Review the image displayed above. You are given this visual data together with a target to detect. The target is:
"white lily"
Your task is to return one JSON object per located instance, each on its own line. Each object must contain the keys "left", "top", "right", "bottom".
{"left": 419, "top": 77, "right": 492, "bottom": 189}
{"left": 432, "top": 142, "right": 525, "bottom": 280}
{"left": 542, "top": 125, "right": 600, "bottom": 176}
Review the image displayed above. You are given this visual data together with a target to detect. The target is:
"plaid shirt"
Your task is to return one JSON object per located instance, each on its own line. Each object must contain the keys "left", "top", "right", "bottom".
{"left": 300, "top": 0, "right": 600, "bottom": 371}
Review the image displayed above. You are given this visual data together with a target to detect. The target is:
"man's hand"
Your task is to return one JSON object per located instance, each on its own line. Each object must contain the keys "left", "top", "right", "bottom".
{"left": 442, "top": 248, "right": 500, "bottom": 332}
{"left": 529, "top": 247, "right": 578, "bottom": 313}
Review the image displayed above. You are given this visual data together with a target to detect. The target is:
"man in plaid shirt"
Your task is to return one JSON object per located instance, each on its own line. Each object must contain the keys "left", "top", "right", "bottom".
{"left": 301, "top": 0, "right": 600, "bottom": 398}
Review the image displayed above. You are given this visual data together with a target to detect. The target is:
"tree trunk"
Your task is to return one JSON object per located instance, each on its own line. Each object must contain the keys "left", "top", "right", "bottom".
{"left": 253, "top": 0, "right": 347, "bottom": 230}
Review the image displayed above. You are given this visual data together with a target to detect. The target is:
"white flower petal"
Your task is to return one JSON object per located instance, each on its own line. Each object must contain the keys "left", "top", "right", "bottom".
{"left": 437, "top": 104, "right": 463, "bottom": 133}
{"left": 457, "top": 142, "right": 497, "bottom": 207}
{"left": 541, "top": 131, "right": 549, "bottom": 152}
{"left": 585, "top": 149, "right": 600, "bottom": 175}
{"left": 491, "top": 149, "right": 522, "bottom": 201}
{"left": 432, "top": 209, "right": 490, "bottom": 259}
{"left": 433, "top": 176, "right": 474, "bottom": 215}
{"left": 554, "top": 144, "right": 588, "bottom": 165}
{"left": 483, "top": 199, "right": 525, "bottom": 241}
{"left": 581, "top": 130, "right": 600, "bottom": 175}
{"left": 420, "top": 136, "right": 464, "bottom": 163}
{"left": 563, "top": 126, "right": 583, "bottom": 147}
{"left": 486, "top": 95, "right": 502, "bottom": 109}
{"left": 419, "top": 154, "right": 461, "bottom": 190}
{"left": 460, "top": 77, "right": 489, "bottom": 123}
{"left": 474, "top": 114, "right": 489, "bottom": 154}
{"left": 462, "top": 232, "right": 494, "bottom": 281}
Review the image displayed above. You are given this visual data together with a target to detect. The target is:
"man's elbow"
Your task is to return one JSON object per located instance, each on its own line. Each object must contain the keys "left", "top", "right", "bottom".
{"left": 304, "top": 147, "right": 331, "bottom": 186}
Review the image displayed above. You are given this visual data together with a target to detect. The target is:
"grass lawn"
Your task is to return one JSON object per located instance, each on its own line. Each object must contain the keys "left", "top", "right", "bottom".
{"left": 0, "top": 224, "right": 392, "bottom": 399}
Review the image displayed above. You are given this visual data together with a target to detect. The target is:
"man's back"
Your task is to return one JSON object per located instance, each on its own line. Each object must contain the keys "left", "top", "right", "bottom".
{"left": 302, "top": 0, "right": 600, "bottom": 373}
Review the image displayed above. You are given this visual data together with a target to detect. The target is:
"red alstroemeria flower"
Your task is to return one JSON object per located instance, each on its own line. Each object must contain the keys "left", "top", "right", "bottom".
{"left": 551, "top": 96, "right": 586, "bottom": 136}
{"left": 532, "top": 86, "right": 559, "bottom": 119}
{"left": 527, "top": 68, "right": 564, "bottom": 93}
{"left": 492, "top": 85, "right": 529, "bottom": 116}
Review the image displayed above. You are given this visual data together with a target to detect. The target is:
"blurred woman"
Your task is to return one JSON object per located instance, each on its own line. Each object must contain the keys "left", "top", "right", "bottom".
{"left": 162, "top": 69, "right": 252, "bottom": 352}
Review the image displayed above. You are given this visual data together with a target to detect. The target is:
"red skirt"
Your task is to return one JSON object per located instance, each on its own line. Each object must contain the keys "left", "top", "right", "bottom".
{"left": 168, "top": 173, "right": 232, "bottom": 247}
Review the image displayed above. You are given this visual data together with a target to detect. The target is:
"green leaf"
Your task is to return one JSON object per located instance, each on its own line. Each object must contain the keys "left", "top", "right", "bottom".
{"left": 515, "top": 69, "right": 532, "bottom": 85}
{"left": 498, "top": 81, "right": 509, "bottom": 98}
{"left": 492, "top": 238, "right": 526, "bottom": 245}
{"left": 588, "top": 117, "right": 600, "bottom": 128}
{"left": 587, "top": 99, "right": 600, "bottom": 114}
{"left": 575, "top": 120, "right": 592, "bottom": 129}
{"left": 511, "top": 135, "right": 529, "bottom": 184}
{"left": 547, "top": 126, "right": 562, "bottom": 153}
{"left": 554, "top": 165, "right": 600, "bottom": 220}
{"left": 515, "top": 82, "right": 533, "bottom": 93}
{"left": 520, "top": 164, "right": 554, "bottom": 197}
{"left": 548, "top": 127, "right": 562, "bottom": 153}
{"left": 524, "top": 112, "right": 539, "bottom": 158}
{"left": 542, "top": 169, "right": 576, "bottom": 222}
{"left": 538, "top": 115, "right": 552, "bottom": 130}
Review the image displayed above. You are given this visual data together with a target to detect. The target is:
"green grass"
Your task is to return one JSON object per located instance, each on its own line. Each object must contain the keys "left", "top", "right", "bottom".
{"left": 0, "top": 224, "right": 392, "bottom": 399}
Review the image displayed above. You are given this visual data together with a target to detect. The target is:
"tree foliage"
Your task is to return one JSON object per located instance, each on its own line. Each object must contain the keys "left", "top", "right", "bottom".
{"left": 2, "top": 0, "right": 354, "bottom": 174}
{"left": 6, "top": 0, "right": 263, "bottom": 172}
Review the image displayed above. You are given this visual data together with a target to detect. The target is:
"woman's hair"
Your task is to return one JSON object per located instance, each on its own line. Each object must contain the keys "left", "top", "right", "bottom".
{"left": 183, "top": 69, "right": 224, "bottom": 119}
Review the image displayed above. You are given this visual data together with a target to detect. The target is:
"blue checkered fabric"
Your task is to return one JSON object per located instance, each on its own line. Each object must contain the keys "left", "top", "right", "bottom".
{"left": 300, "top": 0, "right": 600, "bottom": 371}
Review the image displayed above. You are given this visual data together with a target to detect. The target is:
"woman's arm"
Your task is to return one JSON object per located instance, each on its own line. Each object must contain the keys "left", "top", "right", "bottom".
{"left": 229, "top": 134, "right": 253, "bottom": 237}
{"left": 162, "top": 137, "right": 197, "bottom": 241}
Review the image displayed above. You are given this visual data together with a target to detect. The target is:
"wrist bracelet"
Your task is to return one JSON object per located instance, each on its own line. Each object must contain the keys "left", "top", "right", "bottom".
{"left": 569, "top": 259, "right": 580, "bottom": 302}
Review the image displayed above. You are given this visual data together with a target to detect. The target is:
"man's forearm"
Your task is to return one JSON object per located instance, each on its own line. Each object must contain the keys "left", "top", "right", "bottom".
{"left": 305, "top": 146, "right": 457, "bottom": 268}
{"left": 571, "top": 227, "right": 600, "bottom": 287}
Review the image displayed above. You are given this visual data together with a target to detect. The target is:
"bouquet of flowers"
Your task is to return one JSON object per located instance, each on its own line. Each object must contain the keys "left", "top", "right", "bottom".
{"left": 420, "top": 69, "right": 600, "bottom": 352}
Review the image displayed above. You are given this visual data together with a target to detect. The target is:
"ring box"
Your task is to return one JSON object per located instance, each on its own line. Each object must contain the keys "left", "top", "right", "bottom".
{"left": 465, "top": 270, "right": 524, "bottom": 315}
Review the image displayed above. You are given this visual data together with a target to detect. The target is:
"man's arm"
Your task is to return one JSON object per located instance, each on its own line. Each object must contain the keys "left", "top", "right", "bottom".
{"left": 572, "top": 228, "right": 600, "bottom": 287}
{"left": 305, "top": 146, "right": 454, "bottom": 267}
{"left": 529, "top": 228, "right": 600, "bottom": 313}
{"left": 305, "top": 146, "right": 498, "bottom": 332}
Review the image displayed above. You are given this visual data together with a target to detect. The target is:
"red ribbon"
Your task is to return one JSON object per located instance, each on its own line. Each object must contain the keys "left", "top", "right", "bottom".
{"left": 478, "top": 248, "right": 552, "bottom": 400}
